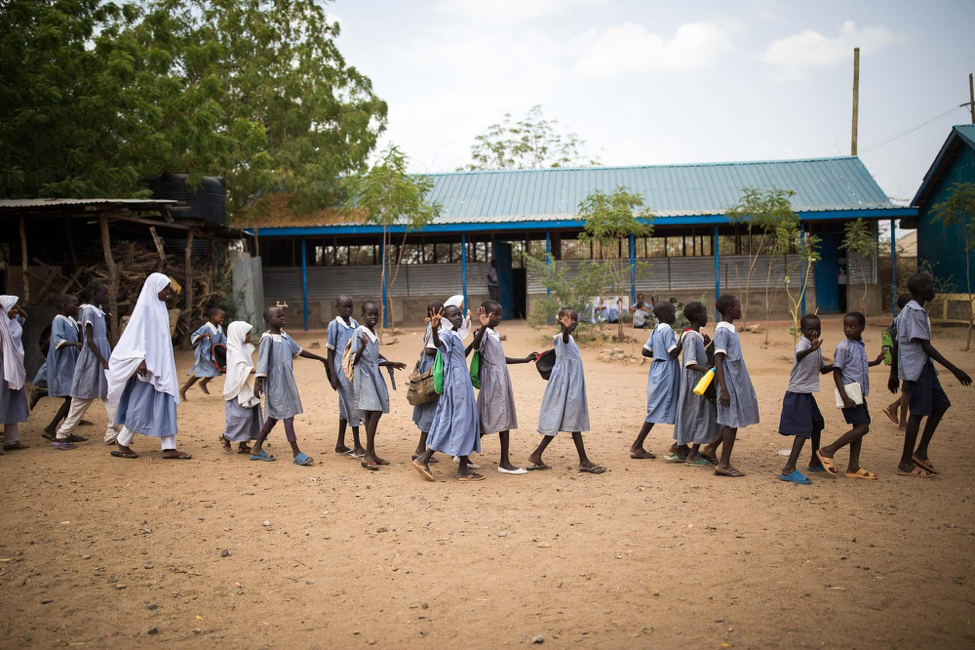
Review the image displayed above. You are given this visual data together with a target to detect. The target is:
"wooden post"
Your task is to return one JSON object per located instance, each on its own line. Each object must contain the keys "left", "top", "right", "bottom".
{"left": 98, "top": 215, "right": 121, "bottom": 345}
{"left": 970, "top": 73, "right": 974, "bottom": 124}
{"left": 851, "top": 47, "right": 860, "bottom": 155}
{"left": 183, "top": 230, "right": 195, "bottom": 348}
{"left": 19, "top": 215, "right": 29, "bottom": 303}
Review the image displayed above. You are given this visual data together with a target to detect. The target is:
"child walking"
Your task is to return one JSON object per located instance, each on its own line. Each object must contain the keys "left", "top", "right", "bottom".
{"left": 327, "top": 295, "right": 364, "bottom": 457}
{"left": 470, "top": 300, "right": 537, "bottom": 474}
{"left": 107, "top": 274, "right": 191, "bottom": 460}
{"left": 776, "top": 314, "right": 827, "bottom": 484}
{"left": 250, "top": 305, "right": 328, "bottom": 465}
{"left": 630, "top": 301, "right": 683, "bottom": 460}
{"left": 528, "top": 308, "right": 606, "bottom": 474}
{"left": 412, "top": 304, "right": 482, "bottom": 481}
{"left": 891, "top": 273, "right": 972, "bottom": 477}
{"left": 881, "top": 294, "right": 915, "bottom": 430}
{"left": 411, "top": 300, "right": 443, "bottom": 462}
{"left": 673, "top": 302, "right": 720, "bottom": 466}
{"left": 222, "top": 321, "right": 262, "bottom": 454}
{"left": 351, "top": 301, "right": 407, "bottom": 471}
{"left": 56, "top": 281, "right": 121, "bottom": 445}
{"left": 180, "top": 308, "right": 226, "bottom": 400}
{"left": 39, "top": 294, "right": 83, "bottom": 443}
{"left": 708, "top": 295, "right": 758, "bottom": 477}
{"left": 0, "top": 296, "right": 30, "bottom": 453}
{"left": 816, "top": 312, "right": 885, "bottom": 479}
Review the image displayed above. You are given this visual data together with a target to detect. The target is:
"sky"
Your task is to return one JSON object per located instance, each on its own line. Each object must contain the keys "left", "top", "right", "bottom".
{"left": 328, "top": 0, "right": 975, "bottom": 205}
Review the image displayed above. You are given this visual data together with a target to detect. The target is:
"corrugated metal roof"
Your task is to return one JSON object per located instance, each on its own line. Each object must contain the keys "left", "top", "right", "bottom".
{"left": 955, "top": 124, "right": 975, "bottom": 149}
{"left": 0, "top": 198, "right": 176, "bottom": 209}
{"left": 910, "top": 125, "right": 975, "bottom": 210}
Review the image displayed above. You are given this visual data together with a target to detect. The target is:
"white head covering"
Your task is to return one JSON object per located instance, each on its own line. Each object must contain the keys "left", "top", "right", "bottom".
{"left": 107, "top": 273, "right": 179, "bottom": 404}
{"left": 0, "top": 295, "right": 26, "bottom": 390}
{"left": 443, "top": 294, "right": 471, "bottom": 340}
{"left": 224, "top": 321, "right": 259, "bottom": 407}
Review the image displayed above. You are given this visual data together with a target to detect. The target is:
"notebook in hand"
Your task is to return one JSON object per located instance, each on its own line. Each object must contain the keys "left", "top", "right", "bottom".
{"left": 834, "top": 383, "right": 864, "bottom": 408}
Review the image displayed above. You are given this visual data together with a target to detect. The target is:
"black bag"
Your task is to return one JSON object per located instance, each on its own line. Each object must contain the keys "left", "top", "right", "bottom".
{"left": 535, "top": 349, "right": 556, "bottom": 381}
{"left": 211, "top": 343, "right": 228, "bottom": 374}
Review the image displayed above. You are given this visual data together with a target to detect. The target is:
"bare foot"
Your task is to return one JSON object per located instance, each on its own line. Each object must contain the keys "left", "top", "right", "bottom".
{"left": 179, "top": 388, "right": 188, "bottom": 401}
{"left": 335, "top": 444, "right": 352, "bottom": 454}
{"left": 199, "top": 379, "right": 211, "bottom": 395}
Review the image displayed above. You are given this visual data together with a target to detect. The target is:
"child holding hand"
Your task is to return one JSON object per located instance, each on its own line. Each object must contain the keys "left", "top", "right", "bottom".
{"left": 0, "top": 296, "right": 30, "bottom": 453}
{"left": 327, "top": 295, "right": 364, "bottom": 457}
{"left": 776, "top": 314, "right": 827, "bottom": 484}
{"left": 630, "top": 301, "right": 683, "bottom": 461}
{"left": 673, "top": 302, "right": 719, "bottom": 466}
{"left": 222, "top": 321, "right": 261, "bottom": 454}
{"left": 411, "top": 300, "right": 444, "bottom": 461}
{"left": 39, "top": 294, "right": 83, "bottom": 445}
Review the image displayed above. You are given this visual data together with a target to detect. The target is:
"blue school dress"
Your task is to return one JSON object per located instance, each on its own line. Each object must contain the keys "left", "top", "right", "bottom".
{"left": 644, "top": 323, "right": 681, "bottom": 424}
{"left": 224, "top": 399, "right": 262, "bottom": 442}
{"left": 32, "top": 360, "right": 48, "bottom": 388}
{"left": 70, "top": 305, "right": 111, "bottom": 399}
{"left": 255, "top": 333, "right": 303, "bottom": 420}
{"left": 427, "top": 329, "right": 480, "bottom": 457}
{"left": 0, "top": 315, "right": 29, "bottom": 424}
{"left": 674, "top": 331, "right": 719, "bottom": 445}
{"left": 47, "top": 315, "right": 80, "bottom": 397}
{"left": 411, "top": 323, "right": 439, "bottom": 433}
{"left": 327, "top": 316, "right": 360, "bottom": 425}
{"left": 477, "top": 329, "right": 518, "bottom": 435}
{"left": 537, "top": 334, "right": 590, "bottom": 435}
{"left": 188, "top": 323, "right": 225, "bottom": 378}
{"left": 351, "top": 327, "right": 389, "bottom": 414}
{"left": 713, "top": 323, "right": 760, "bottom": 428}
{"left": 116, "top": 376, "right": 178, "bottom": 436}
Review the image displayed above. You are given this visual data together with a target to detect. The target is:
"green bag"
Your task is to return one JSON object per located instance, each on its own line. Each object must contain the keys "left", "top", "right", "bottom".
{"left": 433, "top": 350, "right": 445, "bottom": 394}
{"left": 469, "top": 351, "right": 481, "bottom": 389}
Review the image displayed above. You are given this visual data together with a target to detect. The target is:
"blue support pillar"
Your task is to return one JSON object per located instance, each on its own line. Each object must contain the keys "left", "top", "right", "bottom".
{"left": 546, "top": 231, "right": 552, "bottom": 325}
{"left": 381, "top": 236, "right": 388, "bottom": 329}
{"left": 890, "top": 219, "right": 897, "bottom": 317}
{"left": 301, "top": 237, "right": 309, "bottom": 331}
{"left": 461, "top": 233, "right": 468, "bottom": 312}
{"left": 629, "top": 233, "right": 636, "bottom": 304}
{"left": 800, "top": 224, "right": 806, "bottom": 317}
{"left": 713, "top": 225, "right": 721, "bottom": 318}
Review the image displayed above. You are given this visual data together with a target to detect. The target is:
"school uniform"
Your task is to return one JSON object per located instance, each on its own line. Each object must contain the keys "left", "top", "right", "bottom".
{"left": 426, "top": 328, "right": 480, "bottom": 457}
{"left": 833, "top": 338, "right": 870, "bottom": 426}
{"left": 58, "top": 304, "right": 121, "bottom": 443}
{"left": 188, "top": 322, "right": 226, "bottom": 378}
{"left": 223, "top": 322, "right": 262, "bottom": 442}
{"left": 674, "top": 330, "right": 719, "bottom": 445}
{"left": 777, "top": 336, "right": 825, "bottom": 438}
{"left": 256, "top": 332, "right": 304, "bottom": 420}
{"left": 897, "top": 300, "right": 951, "bottom": 417}
{"left": 326, "top": 316, "right": 360, "bottom": 426}
{"left": 477, "top": 328, "right": 518, "bottom": 435}
{"left": 411, "top": 323, "right": 439, "bottom": 433}
{"left": 46, "top": 314, "right": 80, "bottom": 398}
{"left": 643, "top": 323, "right": 681, "bottom": 425}
{"left": 537, "top": 334, "right": 590, "bottom": 435}
{"left": 0, "top": 299, "right": 29, "bottom": 445}
{"left": 713, "top": 322, "right": 760, "bottom": 428}
{"left": 351, "top": 326, "right": 389, "bottom": 415}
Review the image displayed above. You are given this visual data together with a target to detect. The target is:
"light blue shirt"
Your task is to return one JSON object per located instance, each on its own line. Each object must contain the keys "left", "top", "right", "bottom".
{"left": 834, "top": 338, "right": 869, "bottom": 397}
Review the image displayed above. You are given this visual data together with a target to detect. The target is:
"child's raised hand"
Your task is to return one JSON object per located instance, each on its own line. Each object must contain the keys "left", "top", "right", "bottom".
{"left": 466, "top": 309, "right": 472, "bottom": 322}
{"left": 557, "top": 310, "right": 572, "bottom": 329}
{"left": 810, "top": 337, "right": 822, "bottom": 351}
{"left": 359, "top": 332, "right": 370, "bottom": 346}
{"left": 953, "top": 368, "right": 972, "bottom": 386}
{"left": 477, "top": 306, "right": 490, "bottom": 327}
{"left": 430, "top": 308, "right": 443, "bottom": 328}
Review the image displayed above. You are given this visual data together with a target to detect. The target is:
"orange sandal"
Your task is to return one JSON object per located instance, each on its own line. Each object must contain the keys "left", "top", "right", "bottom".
{"left": 816, "top": 449, "right": 837, "bottom": 478}
{"left": 845, "top": 468, "right": 878, "bottom": 480}
{"left": 897, "top": 466, "right": 934, "bottom": 478}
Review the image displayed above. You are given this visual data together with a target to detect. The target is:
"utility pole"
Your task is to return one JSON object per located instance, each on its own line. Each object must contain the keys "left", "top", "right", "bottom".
{"left": 969, "top": 72, "right": 974, "bottom": 124}
{"left": 851, "top": 47, "right": 860, "bottom": 155}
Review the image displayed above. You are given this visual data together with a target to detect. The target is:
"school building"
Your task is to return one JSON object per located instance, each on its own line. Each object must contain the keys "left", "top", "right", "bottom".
{"left": 246, "top": 156, "right": 915, "bottom": 329}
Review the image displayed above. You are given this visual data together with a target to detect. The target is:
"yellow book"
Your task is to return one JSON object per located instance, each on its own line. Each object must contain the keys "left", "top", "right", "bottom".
{"left": 693, "top": 368, "right": 715, "bottom": 395}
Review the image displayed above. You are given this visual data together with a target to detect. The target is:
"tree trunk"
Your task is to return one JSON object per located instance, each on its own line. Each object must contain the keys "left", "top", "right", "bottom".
{"left": 182, "top": 230, "right": 195, "bottom": 349}
{"left": 98, "top": 216, "right": 121, "bottom": 346}
{"left": 19, "top": 216, "right": 29, "bottom": 304}
{"left": 764, "top": 260, "right": 773, "bottom": 345}
{"left": 386, "top": 229, "right": 412, "bottom": 332}
{"left": 859, "top": 257, "right": 868, "bottom": 317}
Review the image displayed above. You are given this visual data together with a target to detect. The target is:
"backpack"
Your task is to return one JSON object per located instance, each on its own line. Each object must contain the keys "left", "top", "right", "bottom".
{"left": 407, "top": 329, "right": 440, "bottom": 406}
{"left": 341, "top": 338, "right": 355, "bottom": 381}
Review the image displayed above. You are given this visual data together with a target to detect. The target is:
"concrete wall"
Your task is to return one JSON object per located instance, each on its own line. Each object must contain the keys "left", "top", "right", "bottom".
{"left": 231, "top": 251, "right": 265, "bottom": 334}
{"left": 270, "top": 293, "right": 492, "bottom": 330}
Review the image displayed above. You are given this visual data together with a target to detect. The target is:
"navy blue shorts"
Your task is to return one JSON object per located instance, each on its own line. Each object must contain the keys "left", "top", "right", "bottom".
{"left": 777, "top": 391, "right": 825, "bottom": 438}
{"left": 842, "top": 398, "right": 871, "bottom": 426}
{"left": 904, "top": 360, "right": 951, "bottom": 417}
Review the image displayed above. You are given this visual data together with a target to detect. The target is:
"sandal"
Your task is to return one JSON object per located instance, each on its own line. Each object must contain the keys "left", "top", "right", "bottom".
{"left": 815, "top": 449, "right": 837, "bottom": 478}
{"left": 911, "top": 455, "right": 938, "bottom": 474}
{"left": 220, "top": 435, "right": 232, "bottom": 452}
{"left": 579, "top": 464, "right": 607, "bottom": 474}
{"left": 845, "top": 468, "right": 878, "bottom": 480}
{"left": 715, "top": 468, "right": 745, "bottom": 477}
{"left": 163, "top": 451, "right": 193, "bottom": 460}
{"left": 412, "top": 459, "right": 435, "bottom": 482}
{"left": 361, "top": 460, "right": 380, "bottom": 471}
{"left": 3, "top": 442, "right": 30, "bottom": 451}
{"left": 699, "top": 453, "right": 719, "bottom": 466}
{"left": 780, "top": 470, "right": 812, "bottom": 485}
{"left": 881, "top": 407, "right": 899, "bottom": 425}
{"left": 52, "top": 441, "right": 77, "bottom": 451}
{"left": 293, "top": 452, "right": 314, "bottom": 466}
{"left": 457, "top": 472, "right": 485, "bottom": 482}
{"left": 250, "top": 450, "right": 276, "bottom": 462}
{"left": 110, "top": 449, "right": 139, "bottom": 459}
{"left": 897, "top": 466, "right": 934, "bottom": 478}
{"left": 664, "top": 453, "right": 685, "bottom": 463}
{"left": 237, "top": 443, "right": 252, "bottom": 454}
{"left": 630, "top": 450, "right": 656, "bottom": 459}
{"left": 526, "top": 463, "right": 551, "bottom": 471}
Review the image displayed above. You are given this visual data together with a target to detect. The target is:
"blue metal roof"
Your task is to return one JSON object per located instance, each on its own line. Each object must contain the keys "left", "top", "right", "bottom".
{"left": 911, "top": 125, "right": 975, "bottom": 210}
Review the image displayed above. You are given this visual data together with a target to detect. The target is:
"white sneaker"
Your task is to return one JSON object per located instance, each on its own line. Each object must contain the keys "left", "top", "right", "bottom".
{"left": 497, "top": 466, "right": 527, "bottom": 475}
{"left": 452, "top": 456, "right": 481, "bottom": 470}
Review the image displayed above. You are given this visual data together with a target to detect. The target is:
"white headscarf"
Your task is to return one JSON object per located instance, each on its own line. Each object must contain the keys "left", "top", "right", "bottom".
{"left": 0, "top": 295, "right": 26, "bottom": 390}
{"left": 443, "top": 294, "right": 471, "bottom": 340}
{"left": 224, "top": 321, "right": 259, "bottom": 407}
{"left": 107, "top": 273, "right": 179, "bottom": 404}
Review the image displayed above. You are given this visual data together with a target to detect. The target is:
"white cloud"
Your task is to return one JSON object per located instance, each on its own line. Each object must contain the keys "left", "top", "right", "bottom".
{"left": 575, "top": 22, "right": 737, "bottom": 75}
{"left": 432, "top": 0, "right": 606, "bottom": 22}
{"left": 762, "top": 21, "right": 906, "bottom": 78}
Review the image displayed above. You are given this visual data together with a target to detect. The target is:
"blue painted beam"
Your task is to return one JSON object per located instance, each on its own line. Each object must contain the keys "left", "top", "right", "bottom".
{"left": 301, "top": 237, "right": 309, "bottom": 331}
{"left": 381, "top": 235, "right": 388, "bottom": 329}
{"left": 629, "top": 233, "right": 636, "bottom": 304}
{"left": 461, "top": 233, "right": 468, "bottom": 312}
{"left": 799, "top": 225, "right": 806, "bottom": 316}
{"left": 546, "top": 231, "right": 551, "bottom": 325}
{"left": 890, "top": 218, "right": 897, "bottom": 317}
{"left": 713, "top": 225, "right": 720, "bottom": 319}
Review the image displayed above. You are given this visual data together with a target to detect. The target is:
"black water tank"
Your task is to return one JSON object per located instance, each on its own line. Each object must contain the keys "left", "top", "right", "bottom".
{"left": 148, "top": 172, "right": 226, "bottom": 226}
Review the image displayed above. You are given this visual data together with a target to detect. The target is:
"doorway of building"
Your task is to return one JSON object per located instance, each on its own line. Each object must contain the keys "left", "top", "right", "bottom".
{"left": 815, "top": 232, "right": 843, "bottom": 313}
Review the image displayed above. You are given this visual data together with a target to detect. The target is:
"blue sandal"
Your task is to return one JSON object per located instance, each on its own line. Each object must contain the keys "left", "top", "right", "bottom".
{"left": 780, "top": 470, "right": 812, "bottom": 485}
{"left": 806, "top": 465, "right": 826, "bottom": 472}
{"left": 250, "top": 450, "right": 276, "bottom": 462}
{"left": 293, "top": 452, "right": 314, "bottom": 466}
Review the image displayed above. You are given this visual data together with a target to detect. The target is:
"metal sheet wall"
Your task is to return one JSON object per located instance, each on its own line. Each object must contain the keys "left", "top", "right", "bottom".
{"left": 263, "top": 263, "right": 493, "bottom": 299}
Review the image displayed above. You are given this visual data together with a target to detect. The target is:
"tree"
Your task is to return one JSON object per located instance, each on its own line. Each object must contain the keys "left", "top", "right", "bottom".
{"left": 459, "top": 105, "right": 600, "bottom": 171}
{"left": 523, "top": 254, "right": 606, "bottom": 335}
{"left": 341, "top": 145, "right": 441, "bottom": 332}
{"left": 726, "top": 188, "right": 797, "bottom": 329}
{"left": 839, "top": 218, "right": 877, "bottom": 318}
{"left": 930, "top": 182, "right": 975, "bottom": 350}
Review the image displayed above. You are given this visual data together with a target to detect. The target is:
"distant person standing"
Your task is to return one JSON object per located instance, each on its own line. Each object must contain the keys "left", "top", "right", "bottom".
{"left": 487, "top": 260, "right": 500, "bottom": 303}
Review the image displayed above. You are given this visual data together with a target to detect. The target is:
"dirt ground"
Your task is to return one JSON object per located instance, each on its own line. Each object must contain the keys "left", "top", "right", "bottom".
{"left": 1, "top": 315, "right": 974, "bottom": 649}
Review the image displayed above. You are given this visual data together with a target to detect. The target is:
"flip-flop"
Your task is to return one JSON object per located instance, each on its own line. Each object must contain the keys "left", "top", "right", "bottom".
{"left": 412, "top": 459, "right": 435, "bottom": 482}
{"left": 700, "top": 454, "right": 719, "bottom": 466}
{"left": 42, "top": 431, "right": 57, "bottom": 441}
{"left": 579, "top": 465, "right": 608, "bottom": 474}
{"left": 453, "top": 456, "right": 481, "bottom": 469}
{"left": 897, "top": 466, "right": 934, "bottom": 478}
{"left": 3, "top": 442, "right": 30, "bottom": 451}
{"left": 911, "top": 455, "right": 939, "bottom": 474}
{"left": 163, "top": 451, "right": 193, "bottom": 460}
{"left": 62, "top": 434, "right": 87, "bottom": 443}
{"left": 237, "top": 445, "right": 252, "bottom": 455}
{"left": 806, "top": 465, "right": 826, "bottom": 472}
{"left": 881, "top": 407, "right": 899, "bottom": 425}
{"left": 497, "top": 466, "right": 528, "bottom": 475}
{"left": 525, "top": 463, "right": 551, "bottom": 471}
{"left": 630, "top": 451, "right": 656, "bottom": 459}
{"left": 715, "top": 468, "right": 745, "bottom": 477}
{"left": 351, "top": 450, "right": 366, "bottom": 459}
{"left": 375, "top": 458, "right": 390, "bottom": 466}
{"left": 457, "top": 473, "right": 485, "bottom": 482}
{"left": 688, "top": 457, "right": 711, "bottom": 466}
{"left": 52, "top": 442, "right": 77, "bottom": 450}
{"left": 110, "top": 450, "right": 139, "bottom": 459}
{"left": 361, "top": 460, "right": 380, "bottom": 471}
{"left": 250, "top": 450, "right": 276, "bottom": 462}
{"left": 219, "top": 435, "right": 232, "bottom": 452}
{"left": 779, "top": 470, "right": 812, "bottom": 485}
{"left": 845, "top": 468, "right": 878, "bottom": 480}
{"left": 815, "top": 449, "right": 837, "bottom": 478}
{"left": 664, "top": 453, "right": 685, "bottom": 463}
{"left": 335, "top": 448, "right": 354, "bottom": 456}
{"left": 293, "top": 453, "right": 314, "bottom": 466}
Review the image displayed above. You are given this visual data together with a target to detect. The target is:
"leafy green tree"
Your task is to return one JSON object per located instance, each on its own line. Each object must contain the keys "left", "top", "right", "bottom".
{"left": 840, "top": 218, "right": 877, "bottom": 317}
{"left": 523, "top": 254, "right": 607, "bottom": 335}
{"left": 930, "top": 182, "right": 975, "bottom": 350}
{"left": 341, "top": 144, "right": 441, "bottom": 331}
{"left": 460, "top": 105, "right": 600, "bottom": 171}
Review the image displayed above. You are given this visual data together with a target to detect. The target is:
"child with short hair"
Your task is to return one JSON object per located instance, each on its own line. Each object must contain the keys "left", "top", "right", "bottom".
{"left": 816, "top": 311, "right": 885, "bottom": 479}
{"left": 527, "top": 308, "right": 606, "bottom": 474}
{"left": 776, "top": 314, "right": 826, "bottom": 484}
{"left": 221, "top": 321, "right": 261, "bottom": 454}
{"left": 0, "top": 296, "right": 30, "bottom": 453}
{"left": 412, "top": 304, "right": 482, "bottom": 481}
{"left": 630, "top": 301, "right": 684, "bottom": 460}
{"left": 709, "top": 295, "right": 759, "bottom": 477}
{"left": 250, "top": 305, "right": 327, "bottom": 465}
{"left": 326, "top": 295, "right": 364, "bottom": 457}
{"left": 470, "top": 300, "right": 537, "bottom": 474}
{"left": 673, "top": 302, "right": 720, "bottom": 466}
{"left": 180, "top": 308, "right": 226, "bottom": 400}
{"left": 40, "top": 294, "right": 84, "bottom": 444}
{"left": 881, "top": 294, "right": 913, "bottom": 429}
{"left": 892, "top": 273, "right": 972, "bottom": 477}
{"left": 57, "top": 281, "right": 122, "bottom": 445}
{"left": 411, "top": 300, "right": 444, "bottom": 461}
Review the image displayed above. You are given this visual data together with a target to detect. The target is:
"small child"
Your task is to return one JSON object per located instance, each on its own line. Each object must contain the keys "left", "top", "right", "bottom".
{"left": 107, "top": 274, "right": 191, "bottom": 460}
{"left": 776, "top": 314, "right": 827, "bottom": 484}
{"left": 250, "top": 305, "right": 327, "bottom": 465}
{"left": 630, "top": 301, "right": 684, "bottom": 461}
{"left": 470, "top": 300, "right": 537, "bottom": 474}
{"left": 326, "top": 295, "right": 364, "bottom": 457}
{"left": 411, "top": 300, "right": 443, "bottom": 461}
{"left": 351, "top": 301, "right": 406, "bottom": 471}
{"left": 881, "top": 294, "right": 914, "bottom": 429}
{"left": 673, "top": 302, "right": 720, "bottom": 466}
{"left": 40, "top": 294, "right": 84, "bottom": 444}
{"left": 528, "top": 308, "right": 606, "bottom": 474}
{"left": 816, "top": 312, "right": 885, "bottom": 479}
{"left": 710, "top": 295, "right": 759, "bottom": 477}
{"left": 0, "top": 295, "right": 30, "bottom": 453}
{"left": 412, "top": 304, "right": 482, "bottom": 481}
{"left": 57, "top": 281, "right": 122, "bottom": 445}
{"left": 221, "top": 321, "right": 261, "bottom": 454}
{"left": 180, "top": 308, "right": 226, "bottom": 400}
{"left": 892, "top": 273, "right": 972, "bottom": 477}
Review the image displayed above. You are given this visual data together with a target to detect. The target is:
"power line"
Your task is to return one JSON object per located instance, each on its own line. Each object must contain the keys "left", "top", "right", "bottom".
{"left": 860, "top": 103, "right": 970, "bottom": 154}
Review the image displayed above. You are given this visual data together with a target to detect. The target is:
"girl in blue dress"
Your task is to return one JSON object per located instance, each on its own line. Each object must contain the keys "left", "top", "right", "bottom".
{"left": 40, "top": 294, "right": 83, "bottom": 442}
{"left": 179, "top": 308, "right": 226, "bottom": 400}
{"left": 411, "top": 300, "right": 443, "bottom": 461}
{"left": 0, "top": 295, "right": 30, "bottom": 452}
{"left": 326, "top": 294, "right": 363, "bottom": 457}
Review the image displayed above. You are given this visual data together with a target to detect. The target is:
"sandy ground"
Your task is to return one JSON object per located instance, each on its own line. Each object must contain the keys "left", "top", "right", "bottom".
{"left": 1, "top": 315, "right": 974, "bottom": 649}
